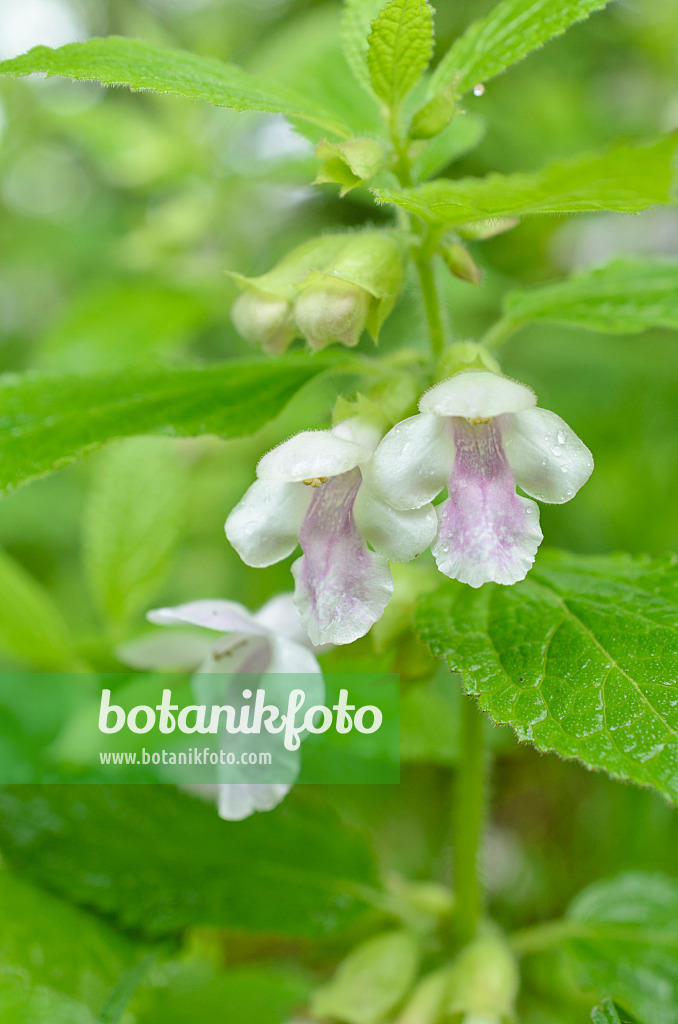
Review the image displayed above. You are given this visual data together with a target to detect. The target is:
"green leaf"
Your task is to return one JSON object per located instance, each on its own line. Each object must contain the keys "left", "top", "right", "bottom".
{"left": 429, "top": 0, "right": 613, "bottom": 98}
{"left": 83, "top": 438, "right": 186, "bottom": 629}
{"left": 0, "top": 865, "right": 136, "bottom": 1022}
{"left": 367, "top": 0, "right": 434, "bottom": 108}
{"left": 36, "top": 281, "right": 208, "bottom": 373}
{"left": 133, "top": 962, "right": 311, "bottom": 1024}
{"left": 341, "top": 0, "right": 384, "bottom": 94}
{"left": 417, "top": 550, "right": 678, "bottom": 802}
{"left": 0, "top": 37, "right": 349, "bottom": 136}
{"left": 0, "top": 355, "right": 331, "bottom": 496}
{"left": 498, "top": 258, "right": 678, "bottom": 340}
{"left": 375, "top": 136, "right": 678, "bottom": 225}
{"left": 0, "top": 548, "right": 77, "bottom": 668}
{"left": 591, "top": 1000, "right": 641, "bottom": 1024}
{"left": 567, "top": 873, "right": 678, "bottom": 1024}
{"left": 411, "top": 113, "right": 486, "bottom": 182}
{"left": 0, "top": 786, "right": 377, "bottom": 938}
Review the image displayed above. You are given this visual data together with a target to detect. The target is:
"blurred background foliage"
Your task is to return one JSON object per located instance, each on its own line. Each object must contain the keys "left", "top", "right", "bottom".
{"left": 0, "top": 0, "right": 677, "bottom": 1021}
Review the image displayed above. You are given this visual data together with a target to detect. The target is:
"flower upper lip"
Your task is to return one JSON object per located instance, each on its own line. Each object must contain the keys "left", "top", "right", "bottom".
{"left": 419, "top": 369, "right": 536, "bottom": 418}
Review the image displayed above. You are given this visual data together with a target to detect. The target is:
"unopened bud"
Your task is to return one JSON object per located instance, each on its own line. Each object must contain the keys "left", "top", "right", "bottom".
{"left": 310, "top": 931, "right": 420, "bottom": 1024}
{"left": 295, "top": 275, "right": 371, "bottom": 350}
{"left": 441, "top": 242, "right": 483, "bottom": 286}
{"left": 395, "top": 969, "right": 450, "bottom": 1024}
{"left": 436, "top": 342, "right": 501, "bottom": 380}
{"left": 231, "top": 290, "right": 294, "bottom": 354}
{"left": 231, "top": 231, "right": 405, "bottom": 354}
{"left": 410, "top": 86, "right": 457, "bottom": 140}
{"left": 294, "top": 231, "right": 406, "bottom": 349}
{"left": 445, "top": 933, "right": 519, "bottom": 1023}
{"left": 314, "top": 137, "right": 386, "bottom": 195}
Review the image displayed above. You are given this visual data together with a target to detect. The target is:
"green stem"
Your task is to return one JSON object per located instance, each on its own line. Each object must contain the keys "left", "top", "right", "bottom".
{"left": 481, "top": 315, "right": 522, "bottom": 351}
{"left": 510, "top": 918, "right": 678, "bottom": 956}
{"left": 453, "top": 694, "right": 487, "bottom": 946}
{"left": 387, "top": 107, "right": 447, "bottom": 359}
{"left": 509, "top": 919, "right": 578, "bottom": 955}
{"left": 415, "top": 256, "right": 446, "bottom": 358}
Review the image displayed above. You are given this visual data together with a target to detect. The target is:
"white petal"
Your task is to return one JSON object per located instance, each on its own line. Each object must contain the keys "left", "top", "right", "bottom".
{"left": 502, "top": 407, "right": 594, "bottom": 504}
{"left": 370, "top": 413, "right": 454, "bottom": 510}
{"left": 116, "top": 630, "right": 213, "bottom": 671}
{"left": 225, "top": 479, "right": 310, "bottom": 568}
{"left": 216, "top": 783, "right": 292, "bottom": 821}
{"left": 419, "top": 370, "right": 536, "bottom": 418}
{"left": 257, "top": 430, "right": 371, "bottom": 483}
{"left": 147, "top": 599, "right": 265, "bottom": 635}
{"left": 267, "top": 635, "right": 323, "bottom": 674}
{"left": 353, "top": 478, "right": 438, "bottom": 562}
{"left": 291, "top": 470, "right": 393, "bottom": 645}
{"left": 432, "top": 419, "right": 543, "bottom": 587}
{"left": 254, "top": 593, "right": 308, "bottom": 644}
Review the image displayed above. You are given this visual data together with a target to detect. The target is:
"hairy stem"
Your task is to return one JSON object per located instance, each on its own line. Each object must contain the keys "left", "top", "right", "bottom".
{"left": 453, "top": 693, "right": 487, "bottom": 946}
{"left": 388, "top": 112, "right": 448, "bottom": 358}
{"left": 415, "top": 256, "right": 446, "bottom": 358}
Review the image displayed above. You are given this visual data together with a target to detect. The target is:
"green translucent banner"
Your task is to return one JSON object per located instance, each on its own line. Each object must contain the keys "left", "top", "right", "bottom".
{"left": 0, "top": 672, "right": 399, "bottom": 785}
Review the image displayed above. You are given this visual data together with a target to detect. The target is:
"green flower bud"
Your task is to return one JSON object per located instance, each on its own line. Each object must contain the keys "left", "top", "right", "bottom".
{"left": 229, "top": 235, "right": 348, "bottom": 353}
{"left": 314, "top": 137, "right": 386, "bottom": 195}
{"left": 445, "top": 932, "right": 519, "bottom": 1023}
{"left": 231, "top": 289, "right": 295, "bottom": 354}
{"left": 441, "top": 241, "right": 483, "bottom": 286}
{"left": 394, "top": 969, "right": 450, "bottom": 1024}
{"left": 410, "top": 86, "right": 457, "bottom": 140}
{"left": 231, "top": 231, "right": 405, "bottom": 353}
{"left": 310, "top": 930, "right": 421, "bottom": 1024}
{"left": 295, "top": 274, "right": 371, "bottom": 350}
{"left": 294, "top": 231, "right": 407, "bottom": 349}
{"left": 436, "top": 342, "right": 501, "bottom": 380}
{"left": 457, "top": 217, "right": 519, "bottom": 240}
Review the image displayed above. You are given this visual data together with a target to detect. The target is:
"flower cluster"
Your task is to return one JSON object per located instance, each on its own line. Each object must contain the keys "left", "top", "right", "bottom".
{"left": 226, "top": 370, "right": 594, "bottom": 645}
{"left": 231, "top": 230, "right": 406, "bottom": 354}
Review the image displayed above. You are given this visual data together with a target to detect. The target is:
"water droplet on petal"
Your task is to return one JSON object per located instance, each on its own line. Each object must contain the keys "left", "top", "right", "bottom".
{"left": 557, "top": 430, "right": 567, "bottom": 444}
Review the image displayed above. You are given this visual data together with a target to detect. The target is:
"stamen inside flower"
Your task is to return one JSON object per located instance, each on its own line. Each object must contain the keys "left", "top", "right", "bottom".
{"left": 467, "top": 416, "right": 492, "bottom": 425}
{"left": 302, "top": 477, "right": 329, "bottom": 487}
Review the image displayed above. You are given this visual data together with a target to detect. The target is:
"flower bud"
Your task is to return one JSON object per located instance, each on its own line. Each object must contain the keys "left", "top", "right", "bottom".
{"left": 394, "top": 969, "right": 450, "bottom": 1024}
{"left": 441, "top": 241, "right": 483, "bottom": 286}
{"left": 436, "top": 342, "right": 501, "bottom": 380}
{"left": 310, "top": 931, "right": 420, "bottom": 1024}
{"left": 231, "top": 231, "right": 405, "bottom": 353}
{"left": 295, "top": 275, "right": 370, "bottom": 350}
{"left": 231, "top": 289, "right": 295, "bottom": 354}
{"left": 229, "top": 235, "right": 347, "bottom": 354}
{"left": 410, "top": 86, "right": 457, "bottom": 140}
{"left": 445, "top": 933, "right": 519, "bottom": 1023}
{"left": 294, "top": 231, "right": 406, "bottom": 350}
{"left": 314, "top": 137, "right": 386, "bottom": 195}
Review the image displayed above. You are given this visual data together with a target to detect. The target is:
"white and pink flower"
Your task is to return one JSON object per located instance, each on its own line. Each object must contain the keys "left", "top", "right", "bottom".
{"left": 225, "top": 419, "right": 437, "bottom": 646}
{"left": 119, "top": 593, "right": 322, "bottom": 821}
{"left": 372, "top": 370, "right": 594, "bottom": 588}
